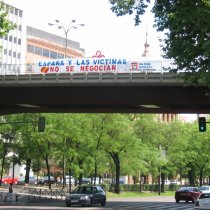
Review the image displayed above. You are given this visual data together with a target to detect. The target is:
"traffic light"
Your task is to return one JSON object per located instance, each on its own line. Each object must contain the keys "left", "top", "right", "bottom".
{"left": 198, "top": 117, "right": 206, "bottom": 132}
{"left": 38, "top": 117, "right": 45, "bottom": 132}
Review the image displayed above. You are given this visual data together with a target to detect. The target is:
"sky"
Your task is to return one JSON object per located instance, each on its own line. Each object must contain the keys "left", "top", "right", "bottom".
{"left": 5, "top": 0, "right": 162, "bottom": 59}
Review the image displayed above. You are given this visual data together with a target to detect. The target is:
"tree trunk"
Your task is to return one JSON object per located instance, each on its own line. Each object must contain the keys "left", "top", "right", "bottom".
{"left": 25, "top": 158, "right": 31, "bottom": 184}
{"left": 188, "top": 164, "right": 196, "bottom": 186}
{"left": 199, "top": 168, "right": 203, "bottom": 187}
{"left": 94, "top": 156, "right": 97, "bottom": 185}
{"left": 161, "top": 173, "right": 165, "bottom": 192}
{"left": 0, "top": 152, "right": 6, "bottom": 186}
{"left": 109, "top": 152, "right": 120, "bottom": 194}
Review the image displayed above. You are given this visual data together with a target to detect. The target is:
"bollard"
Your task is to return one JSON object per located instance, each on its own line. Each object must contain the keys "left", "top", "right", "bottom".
{"left": 16, "top": 195, "right": 18, "bottom": 202}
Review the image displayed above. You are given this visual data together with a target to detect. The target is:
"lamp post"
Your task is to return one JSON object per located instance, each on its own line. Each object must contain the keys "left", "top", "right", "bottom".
{"left": 48, "top": 19, "right": 85, "bottom": 58}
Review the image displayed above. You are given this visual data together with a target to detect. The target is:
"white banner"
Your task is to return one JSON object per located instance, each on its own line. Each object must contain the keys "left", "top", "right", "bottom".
{"left": 34, "top": 58, "right": 162, "bottom": 74}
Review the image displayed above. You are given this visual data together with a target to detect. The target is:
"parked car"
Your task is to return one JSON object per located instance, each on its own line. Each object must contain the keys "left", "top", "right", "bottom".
{"left": 65, "top": 176, "right": 75, "bottom": 185}
{"left": 17, "top": 176, "right": 37, "bottom": 185}
{"left": 199, "top": 186, "right": 210, "bottom": 193}
{"left": 0, "top": 175, "right": 19, "bottom": 185}
{"left": 82, "top": 178, "right": 91, "bottom": 185}
{"left": 175, "top": 187, "right": 201, "bottom": 203}
{"left": 38, "top": 176, "right": 55, "bottom": 185}
{"left": 195, "top": 193, "right": 210, "bottom": 209}
{"left": 65, "top": 185, "right": 106, "bottom": 207}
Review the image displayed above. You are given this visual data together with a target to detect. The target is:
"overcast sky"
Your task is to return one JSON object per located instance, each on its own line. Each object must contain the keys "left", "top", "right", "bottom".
{"left": 5, "top": 0, "right": 163, "bottom": 59}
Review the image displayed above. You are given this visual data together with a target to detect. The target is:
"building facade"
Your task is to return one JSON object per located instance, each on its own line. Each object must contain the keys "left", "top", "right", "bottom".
{"left": 0, "top": 2, "right": 85, "bottom": 75}
{"left": 26, "top": 26, "right": 85, "bottom": 66}
{"left": 0, "top": 1, "right": 26, "bottom": 74}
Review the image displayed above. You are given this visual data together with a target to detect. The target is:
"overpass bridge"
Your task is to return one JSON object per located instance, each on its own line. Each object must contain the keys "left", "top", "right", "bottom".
{"left": 0, "top": 60, "right": 209, "bottom": 115}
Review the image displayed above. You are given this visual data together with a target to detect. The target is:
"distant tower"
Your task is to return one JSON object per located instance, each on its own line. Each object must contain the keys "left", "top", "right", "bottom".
{"left": 141, "top": 30, "right": 150, "bottom": 57}
{"left": 141, "top": 28, "right": 177, "bottom": 123}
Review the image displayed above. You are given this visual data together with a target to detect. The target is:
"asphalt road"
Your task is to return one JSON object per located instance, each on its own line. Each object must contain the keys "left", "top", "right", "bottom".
{"left": 0, "top": 196, "right": 195, "bottom": 210}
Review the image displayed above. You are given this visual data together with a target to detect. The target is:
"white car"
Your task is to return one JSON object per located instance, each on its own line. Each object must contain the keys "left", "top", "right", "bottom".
{"left": 195, "top": 193, "right": 210, "bottom": 209}
{"left": 199, "top": 186, "right": 210, "bottom": 193}
{"left": 65, "top": 176, "right": 75, "bottom": 185}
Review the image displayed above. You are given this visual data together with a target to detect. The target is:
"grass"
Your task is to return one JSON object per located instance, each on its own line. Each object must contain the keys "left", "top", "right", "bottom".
{"left": 106, "top": 191, "right": 175, "bottom": 198}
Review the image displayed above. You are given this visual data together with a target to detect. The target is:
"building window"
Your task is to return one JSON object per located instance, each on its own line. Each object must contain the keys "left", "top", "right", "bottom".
{"left": 27, "top": 45, "right": 34, "bottom": 53}
{"left": 58, "top": 53, "right": 64, "bottom": 59}
{"left": 35, "top": 46, "right": 42, "bottom": 55}
{"left": 4, "top": 35, "right": 8, "bottom": 40}
{"left": 50, "top": 51, "right": 57, "bottom": 59}
{"left": 4, "top": 49, "right": 7, "bottom": 55}
{"left": 9, "top": 36, "right": 12, "bottom": 42}
{"left": 15, "top": 8, "right": 18, "bottom": 15}
{"left": 18, "top": 39, "right": 21, "bottom": 45}
{"left": 18, "top": 25, "right": 22, "bottom": 31}
{"left": 10, "top": 7, "right": 14, "bottom": 14}
{"left": 9, "top": 50, "right": 12, "bottom": 56}
{"left": 13, "top": 37, "right": 17, "bottom": 43}
{"left": 13, "top": 52, "right": 16, "bottom": 58}
{"left": 17, "top": 53, "right": 20, "bottom": 59}
{"left": 19, "top": 10, "right": 22, "bottom": 17}
{"left": 43, "top": 49, "right": 49, "bottom": 57}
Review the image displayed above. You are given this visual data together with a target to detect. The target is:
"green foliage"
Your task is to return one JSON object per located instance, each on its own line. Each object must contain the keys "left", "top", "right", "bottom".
{"left": 109, "top": 0, "right": 150, "bottom": 25}
{"left": 0, "top": 2, "right": 16, "bottom": 37}
{"left": 108, "top": 0, "right": 210, "bottom": 88}
{"left": 1, "top": 113, "right": 210, "bottom": 190}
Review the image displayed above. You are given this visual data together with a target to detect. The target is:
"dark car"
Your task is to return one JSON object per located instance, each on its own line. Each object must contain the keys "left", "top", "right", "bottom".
{"left": 38, "top": 176, "right": 55, "bottom": 185}
{"left": 65, "top": 185, "right": 106, "bottom": 207}
{"left": 175, "top": 187, "right": 201, "bottom": 203}
{"left": 17, "top": 176, "right": 37, "bottom": 185}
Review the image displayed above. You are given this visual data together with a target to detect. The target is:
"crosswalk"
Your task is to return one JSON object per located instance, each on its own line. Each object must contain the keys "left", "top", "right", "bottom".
{"left": 108, "top": 202, "right": 194, "bottom": 210}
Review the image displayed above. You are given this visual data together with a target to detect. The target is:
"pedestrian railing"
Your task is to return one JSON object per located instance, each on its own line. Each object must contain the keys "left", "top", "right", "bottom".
{"left": 28, "top": 188, "right": 66, "bottom": 199}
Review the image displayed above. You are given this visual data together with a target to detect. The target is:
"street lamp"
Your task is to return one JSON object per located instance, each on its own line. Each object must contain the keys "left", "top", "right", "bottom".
{"left": 48, "top": 19, "right": 85, "bottom": 58}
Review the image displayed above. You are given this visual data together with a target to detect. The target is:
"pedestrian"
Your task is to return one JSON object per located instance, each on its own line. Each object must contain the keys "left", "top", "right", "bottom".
{"left": 8, "top": 183, "right": 13, "bottom": 204}
{"left": 57, "top": 177, "right": 60, "bottom": 186}
{"left": 9, "top": 183, "right": 13, "bottom": 193}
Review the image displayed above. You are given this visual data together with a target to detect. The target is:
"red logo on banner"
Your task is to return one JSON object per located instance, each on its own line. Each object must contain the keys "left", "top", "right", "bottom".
{"left": 40, "top": 67, "right": 49, "bottom": 73}
{"left": 92, "top": 51, "right": 105, "bottom": 58}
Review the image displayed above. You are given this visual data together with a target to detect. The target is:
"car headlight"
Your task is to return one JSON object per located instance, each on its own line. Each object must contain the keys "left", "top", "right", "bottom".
{"left": 80, "top": 195, "right": 89, "bottom": 200}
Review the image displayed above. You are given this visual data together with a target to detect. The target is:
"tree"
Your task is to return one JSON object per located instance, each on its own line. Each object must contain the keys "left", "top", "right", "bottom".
{"left": 100, "top": 114, "right": 141, "bottom": 193}
{"left": 109, "top": 0, "right": 210, "bottom": 85}
{"left": 0, "top": 2, "right": 16, "bottom": 37}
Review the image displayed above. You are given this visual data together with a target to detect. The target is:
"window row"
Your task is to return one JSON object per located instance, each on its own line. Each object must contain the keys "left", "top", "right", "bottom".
{"left": 3, "top": 35, "right": 21, "bottom": 45}
{"left": 27, "top": 44, "right": 65, "bottom": 59}
{"left": 4, "top": 49, "right": 21, "bottom": 59}
{"left": 2, "top": 3, "right": 23, "bottom": 17}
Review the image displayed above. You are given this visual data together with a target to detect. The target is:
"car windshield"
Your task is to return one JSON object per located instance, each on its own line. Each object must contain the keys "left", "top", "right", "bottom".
{"left": 179, "top": 187, "right": 193, "bottom": 191}
{"left": 199, "top": 194, "right": 210, "bottom": 199}
{"left": 73, "top": 187, "right": 93, "bottom": 194}
{"left": 200, "top": 187, "right": 210, "bottom": 191}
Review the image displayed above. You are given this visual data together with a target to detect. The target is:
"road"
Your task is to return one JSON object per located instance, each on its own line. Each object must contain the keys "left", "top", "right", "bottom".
{"left": 0, "top": 196, "right": 195, "bottom": 210}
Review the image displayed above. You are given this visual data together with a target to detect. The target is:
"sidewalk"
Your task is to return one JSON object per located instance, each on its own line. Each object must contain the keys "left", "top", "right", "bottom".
{"left": 108, "top": 196, "right": 175, "bottom": 202}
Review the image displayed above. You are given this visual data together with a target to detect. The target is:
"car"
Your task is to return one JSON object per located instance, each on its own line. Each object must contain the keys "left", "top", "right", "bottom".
{"left": 0, "top": 175, "right": 19, "bottom": 185}
{"left": 65, "top": 185, "right": 106, "bottom": 207}
{"left": 199, "top": 186, "right": 210, "bottom": 193}
{"left": 175, "top": 187, "right": 201, "bottom": 203}
{"left": 65, "top": 176, "right": 75, "bottom": 185}
{"left": 17, "top": 176, "right": 37, "bottom": 185}
{"left": 82, "top": 178, "right": 91, "bottom": 184}
{"left": 170, "top": 180, "right": 177, "bottom": 185}
{"left": 195, "top": 193, "right": 210, "bottom": 209}
{"left": 38, "top": 176, "right": 55, "bottom": 185}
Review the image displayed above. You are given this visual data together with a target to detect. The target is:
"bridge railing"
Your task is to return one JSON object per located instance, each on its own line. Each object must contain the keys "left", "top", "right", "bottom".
{"left": 0, "top": 59, "right": 178, "bottom": 75}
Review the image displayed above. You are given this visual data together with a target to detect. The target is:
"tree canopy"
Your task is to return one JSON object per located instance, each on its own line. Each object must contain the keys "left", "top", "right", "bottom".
{"left": 0, "top": 2, "right": 16, "bottom": 37}
{"left": 109, "top": 0, "right": 210, "bottom": 85}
